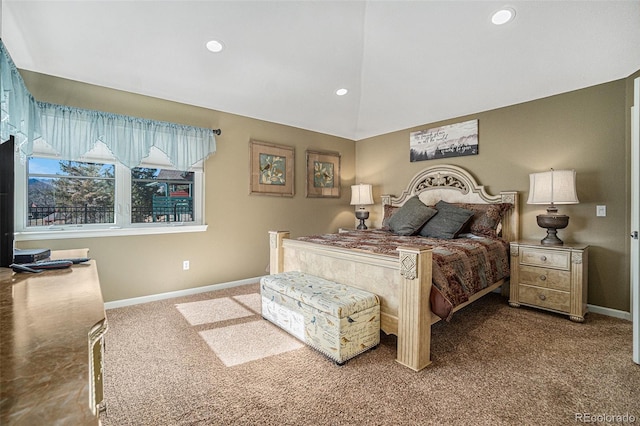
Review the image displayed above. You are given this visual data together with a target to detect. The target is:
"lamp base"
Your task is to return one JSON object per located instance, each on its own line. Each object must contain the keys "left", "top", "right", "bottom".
{"left": 536, "top": 214, "right": 569, "bottom": 246}
{"left": 355, "top": 210, "right": 370, "bottom": 230}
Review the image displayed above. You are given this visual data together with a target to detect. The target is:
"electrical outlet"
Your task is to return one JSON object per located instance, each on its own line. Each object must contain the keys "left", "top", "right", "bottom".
{"left": 183, "top": 260, "right": 190, "bottom": 270}
{"left": 596, "top": 205, "right": 606, "bottom": 217}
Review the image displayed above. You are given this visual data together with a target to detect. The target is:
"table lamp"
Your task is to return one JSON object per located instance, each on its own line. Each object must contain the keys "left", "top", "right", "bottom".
{"left": 350, "top": 184, "right": 374, "bottom": 229}
{"left": 527, "top": 169, "right": 579, "bottom": 245}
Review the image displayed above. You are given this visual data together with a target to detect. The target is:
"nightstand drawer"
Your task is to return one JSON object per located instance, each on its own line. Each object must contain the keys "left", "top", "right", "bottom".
{"left": 519, "top": 265, "right": 571, "bottom": 291}
{"left": 519, "top": 284, "right": 570, "bottom": 313}
{"left": 520, "top": 248, "right": 570, "bottom": 270}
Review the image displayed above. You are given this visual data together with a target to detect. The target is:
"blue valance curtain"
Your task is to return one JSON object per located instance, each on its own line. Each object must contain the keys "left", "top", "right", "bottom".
{"left": 0, "top": 39, "right": 41, "bottom": 155}
{"left": 37, "top": 101, "right": 217, "bottom": 170}
{"left": 1, "top": 39, "right": 216, "bottom": 171}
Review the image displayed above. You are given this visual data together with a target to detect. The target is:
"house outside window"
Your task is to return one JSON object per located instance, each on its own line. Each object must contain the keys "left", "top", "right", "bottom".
{"left": 131, "top": 168, "right": 194, "bottom": 224}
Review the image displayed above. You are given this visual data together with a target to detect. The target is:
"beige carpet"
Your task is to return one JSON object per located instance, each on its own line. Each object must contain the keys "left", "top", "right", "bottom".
{"left": 176, "top": 292, "right": 304, "bottom": 367}
{"left": 175, "top": 296, "right": 257, "bottom": 326}
{"left": 100, "top": 283, "right": 640, "bottom": 426}
{"left": 199, "top": 320, "right": 304, "bottom": 367}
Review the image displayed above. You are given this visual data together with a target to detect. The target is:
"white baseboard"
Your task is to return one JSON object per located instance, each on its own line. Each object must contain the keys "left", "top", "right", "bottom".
{"left": 587, "top": 304, "right": 631, "bottom": 321}
{"left": 104, "top": 276, "right": 263, "bottom": 310}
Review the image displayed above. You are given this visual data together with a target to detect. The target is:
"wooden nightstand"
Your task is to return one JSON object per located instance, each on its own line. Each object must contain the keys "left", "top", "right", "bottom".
{"left": 509, "top": 240, "right": 589, "bottom": 322}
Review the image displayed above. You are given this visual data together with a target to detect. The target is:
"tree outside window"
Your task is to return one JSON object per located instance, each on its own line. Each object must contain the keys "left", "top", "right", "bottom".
{"left": 27, "top": 158, "right": 115, "bottom": 226}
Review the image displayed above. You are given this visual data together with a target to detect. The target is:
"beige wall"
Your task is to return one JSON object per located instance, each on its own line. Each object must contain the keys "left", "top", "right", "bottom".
{"left": 356, "top": 78, "right": 631, "bottom": 312}
{"left": 18, "top": 71, "right": 356, "bottom": 302}
{"left": 17, "top": 70, "right": 636, "bottom": 312}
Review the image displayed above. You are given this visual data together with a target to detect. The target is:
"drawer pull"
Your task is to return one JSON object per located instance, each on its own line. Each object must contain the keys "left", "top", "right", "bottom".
{"left": 539, "top": 275, "right": 547, "bottom": 281}
{"left": 538, "top": 294, "right": 547, "bottom": 301}
{"left": 540, "top": 255, "right": 547, "bottom": 262}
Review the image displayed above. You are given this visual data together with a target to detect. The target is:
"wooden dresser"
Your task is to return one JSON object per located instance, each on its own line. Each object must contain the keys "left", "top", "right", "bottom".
{"left": 0, "top": 249, "right": 107, "bottom": 425}
{"left": 509, "top": 241, "right": 589, "bottom": 322}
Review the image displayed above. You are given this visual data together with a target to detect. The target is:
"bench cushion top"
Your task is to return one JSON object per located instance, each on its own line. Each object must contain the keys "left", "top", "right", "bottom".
{"left": 261, "top": 271, "right": 379, "bottom": 318}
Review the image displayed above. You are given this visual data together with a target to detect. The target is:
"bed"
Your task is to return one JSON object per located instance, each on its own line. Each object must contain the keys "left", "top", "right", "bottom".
{"left": 269, "top": 164, "right": 519, "bottom": 371}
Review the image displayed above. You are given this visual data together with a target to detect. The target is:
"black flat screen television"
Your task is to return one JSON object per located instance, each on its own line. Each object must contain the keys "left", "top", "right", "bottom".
{"left": 0, "top": 136, "right": 15, "bottom": 267}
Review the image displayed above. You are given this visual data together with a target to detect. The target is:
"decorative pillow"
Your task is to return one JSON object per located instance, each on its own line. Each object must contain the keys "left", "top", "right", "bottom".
{"left": 418, "top": 200, "right": 474, "bottom": 239}
{"left": 388, "top": 196, "right": 437, "bottom": 236}
{"left": 453, "top": 202, "right": 512, "bottom": 238}
{"left": 381, "top": 204, "right": 400, "bottom": 230}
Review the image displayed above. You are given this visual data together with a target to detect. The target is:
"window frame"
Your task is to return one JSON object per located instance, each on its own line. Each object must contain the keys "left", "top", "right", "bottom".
{"left": 14, "top": 145, "right": 207, "bottom": 242}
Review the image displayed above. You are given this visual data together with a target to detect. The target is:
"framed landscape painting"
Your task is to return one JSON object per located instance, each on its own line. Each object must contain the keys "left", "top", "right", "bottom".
{"left": 249, "top": 140, "right": 294, "bottom": 197}
{"left": 306, "top": 150, "right": 340, "bottom": 198}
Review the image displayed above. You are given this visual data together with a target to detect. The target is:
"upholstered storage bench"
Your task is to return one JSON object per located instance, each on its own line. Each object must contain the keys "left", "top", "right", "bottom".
{"left": 260, "top": 271, "right": 380, "bottom": 364}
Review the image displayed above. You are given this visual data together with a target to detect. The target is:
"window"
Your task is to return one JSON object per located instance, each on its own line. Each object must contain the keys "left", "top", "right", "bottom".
{"left": 14, "top": 142, "right": 206, "bottom": 240}
{"left": 27, "top": 158, "right": 116, "bottom": 226}
{"left": 131, "top": 168, "right": 194, "bottom": 224}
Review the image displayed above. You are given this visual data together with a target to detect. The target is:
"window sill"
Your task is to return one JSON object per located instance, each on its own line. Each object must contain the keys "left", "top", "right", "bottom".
{"left": 14, "top": 224, "right": 208, "bottom": 241}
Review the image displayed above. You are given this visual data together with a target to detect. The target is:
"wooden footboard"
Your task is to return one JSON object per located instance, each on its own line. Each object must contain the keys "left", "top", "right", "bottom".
{"left": 269, "top": 230, "right": 434, "bottom": 371}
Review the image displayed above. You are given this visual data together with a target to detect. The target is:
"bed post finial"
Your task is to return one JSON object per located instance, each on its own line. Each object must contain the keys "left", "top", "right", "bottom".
{"left": 500, "top": 191, "right": 519, "bottom": 242}
{"left": 269, "top": 231, "right": 289, "bottom": 274}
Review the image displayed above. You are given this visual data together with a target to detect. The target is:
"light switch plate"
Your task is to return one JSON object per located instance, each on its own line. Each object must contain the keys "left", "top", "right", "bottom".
{"left": 596, "top": 205, "right": 606, "bottom": 217}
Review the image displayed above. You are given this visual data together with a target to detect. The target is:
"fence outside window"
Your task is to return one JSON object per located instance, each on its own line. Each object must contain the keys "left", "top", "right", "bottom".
{"left": 28, "top": 201, "right": 193, "bottom": 226}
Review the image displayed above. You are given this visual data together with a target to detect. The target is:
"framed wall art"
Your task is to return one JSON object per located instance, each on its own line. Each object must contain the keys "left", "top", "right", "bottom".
{"left": 409, "top": 119, "right": 478, "bottom": 162}
{"left": 306, "top": 150, "right": 340, "bottom": 198}
{"left": 249, "top": 140, "right": 295, "bottom": 197}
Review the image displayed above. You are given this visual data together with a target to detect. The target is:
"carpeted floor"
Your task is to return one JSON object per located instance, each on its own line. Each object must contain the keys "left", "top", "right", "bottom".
{"left": 100, "top": 283, "right": 639, "bottom": 426}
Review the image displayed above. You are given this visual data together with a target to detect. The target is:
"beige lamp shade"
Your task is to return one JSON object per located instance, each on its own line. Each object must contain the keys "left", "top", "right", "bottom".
{"left": 528, "top": 169, "right": 578, "bottom": 245}
{"left": 527, "top": 169, "right": 579, "bottom": 205}
{"left": 350, "top": 184, "right": 374, "bottom": 206}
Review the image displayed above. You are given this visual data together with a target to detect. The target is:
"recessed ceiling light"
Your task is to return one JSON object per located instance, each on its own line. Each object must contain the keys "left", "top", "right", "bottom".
{"left": 206, "top": 40, "right": 224, "bottom": 53}
{"left": 491, "top": 8, "right": 516, "bottom": 25}
{"left": 336, "top": 88, "right": 348, "bottom": 96}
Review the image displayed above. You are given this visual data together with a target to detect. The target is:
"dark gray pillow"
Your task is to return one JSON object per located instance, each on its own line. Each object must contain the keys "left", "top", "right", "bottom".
{"left": 388, "top": 196, "right": 437, "bottom": 236}
{"left": 419, "top": 200, "right": 474, "bottom": 239}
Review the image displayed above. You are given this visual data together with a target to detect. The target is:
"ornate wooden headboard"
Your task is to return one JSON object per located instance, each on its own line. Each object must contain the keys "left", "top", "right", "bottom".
{"left": 380, "top": 164, "right": 519, "bottom": 242}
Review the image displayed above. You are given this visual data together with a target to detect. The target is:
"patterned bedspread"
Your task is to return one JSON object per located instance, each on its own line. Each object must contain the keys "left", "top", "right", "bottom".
{"left": 297, "top": 229, "right": 510, "bottom": 320}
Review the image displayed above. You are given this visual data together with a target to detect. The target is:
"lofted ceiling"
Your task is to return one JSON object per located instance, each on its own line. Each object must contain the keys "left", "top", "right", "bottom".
{"left": 2, "top": 1, "right": 640, "bottom": 141}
